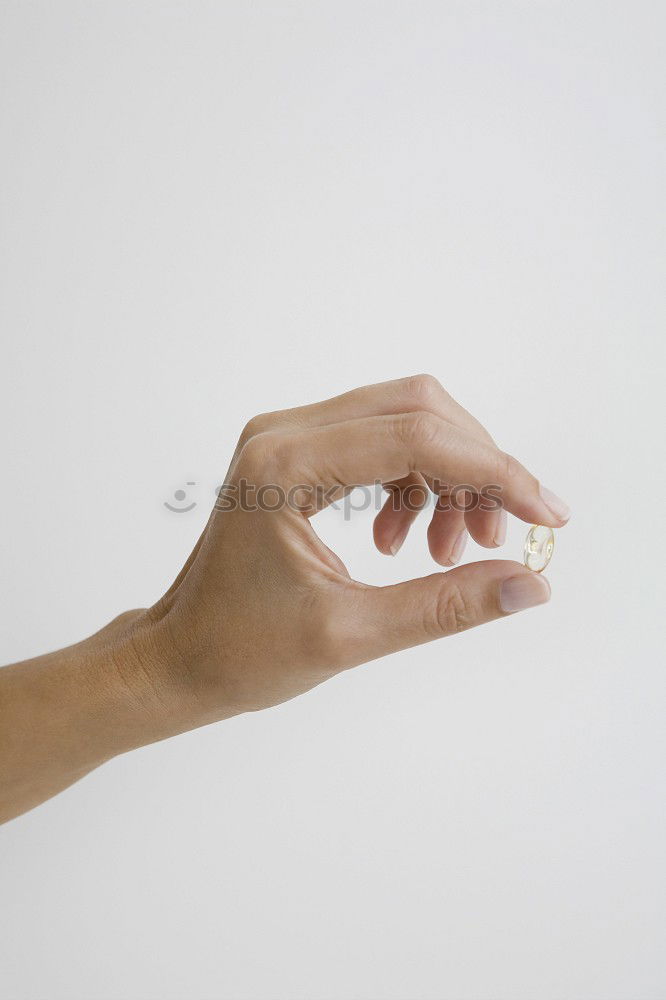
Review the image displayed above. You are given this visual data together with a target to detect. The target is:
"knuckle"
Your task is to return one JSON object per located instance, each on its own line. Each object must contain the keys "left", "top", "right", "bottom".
{"left": 433, "top": 583, "right": 475, "bottom": 636}
{"left": 238, "top": 412, "right": 275, "bottom": 450}
{"left": 236, "top": 428, "right": 302, "bottom": 487}
{"left": 394, "top": 410, "right": 440, "bottom": 450}
{"left": 497, "top": 450, "right": 522, "bottom": 483}
{"left": 404, "top": 373, "right": 443, "bottom": 407}
{"left": 236, "top": 431, "right": 282, "bottom": 478}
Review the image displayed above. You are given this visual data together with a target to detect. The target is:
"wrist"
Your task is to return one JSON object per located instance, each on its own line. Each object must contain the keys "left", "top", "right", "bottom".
{"left": 0, "top": 611, "right": 210, "bottom": 824}
{"left": 96, "top": 609, "right": 209, "bottom": 754}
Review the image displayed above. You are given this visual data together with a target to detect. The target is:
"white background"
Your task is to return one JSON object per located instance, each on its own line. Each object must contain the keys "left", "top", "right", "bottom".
{"left": 1, "top": 2, "right": 665, "bottom": 998}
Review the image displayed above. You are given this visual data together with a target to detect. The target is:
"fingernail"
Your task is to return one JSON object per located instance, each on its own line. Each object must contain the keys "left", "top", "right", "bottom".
{"left": 390, "top": 526, "right": 409, "bottom": 556}
{"left": 449, "top": 529, "right": 467, "bottom": 565}
{"left": 493, "top": 509, "right": 507, "bottom": 546}
{"left": 500, "top": 574, "right": 551, "bottom": 614}
{"left": 539, "top": 485, "right": 570, "bottom": 523}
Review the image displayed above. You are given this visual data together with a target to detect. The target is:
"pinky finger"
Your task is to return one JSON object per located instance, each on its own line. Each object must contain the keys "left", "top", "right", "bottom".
{"left": 373, "top": 473, "right": 429, "bottom": 556}
{"left": 427, "top": 497, "right": 468, "bottom": 567}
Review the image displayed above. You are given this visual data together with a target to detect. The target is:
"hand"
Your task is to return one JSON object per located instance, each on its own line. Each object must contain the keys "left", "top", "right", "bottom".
{"left": 131, "top": 374, "right": 570, "bottom": 730}
{"left": 1, "top": 374, "right": 570, "bottom": 822}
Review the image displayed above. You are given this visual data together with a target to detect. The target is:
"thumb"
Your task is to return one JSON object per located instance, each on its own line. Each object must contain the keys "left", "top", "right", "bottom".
{"left": 344, "top": 561, "right": 551, "bottom": 665}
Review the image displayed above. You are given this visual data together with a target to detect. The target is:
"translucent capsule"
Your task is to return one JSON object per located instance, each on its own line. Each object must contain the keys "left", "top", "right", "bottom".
{"left": 524, "top": 524, "right": 554, "bottom": 573}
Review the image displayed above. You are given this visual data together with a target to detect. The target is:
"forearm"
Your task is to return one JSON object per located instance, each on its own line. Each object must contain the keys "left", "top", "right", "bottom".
{"left": 0, "top": 611, "right": 194, "bottom": 824}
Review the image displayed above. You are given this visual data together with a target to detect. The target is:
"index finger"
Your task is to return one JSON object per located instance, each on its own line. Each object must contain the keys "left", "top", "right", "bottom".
{"left": 242, "top": 412, "right": 570, "bottom": 527}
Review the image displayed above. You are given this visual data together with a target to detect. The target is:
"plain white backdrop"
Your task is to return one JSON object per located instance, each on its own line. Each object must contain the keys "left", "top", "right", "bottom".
{"left": 1, "top": 2, "right": 665, "bottom": 998}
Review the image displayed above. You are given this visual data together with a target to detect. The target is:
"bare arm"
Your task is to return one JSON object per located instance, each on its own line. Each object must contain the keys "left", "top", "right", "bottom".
{"left": 0, "top": 611, "right": 201, "bottom": 823}
{"left": 1, "top": 375, "right": 569, "bottom": 824}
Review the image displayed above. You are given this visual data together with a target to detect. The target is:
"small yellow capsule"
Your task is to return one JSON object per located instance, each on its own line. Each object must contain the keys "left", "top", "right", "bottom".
{"left": 524, "top": 524, "right": 555, "bottom": 572}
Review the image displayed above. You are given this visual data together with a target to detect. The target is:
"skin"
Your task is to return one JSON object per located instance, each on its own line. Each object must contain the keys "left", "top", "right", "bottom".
{"left": 0, "top": 375, "right": 569, "bottom": 824}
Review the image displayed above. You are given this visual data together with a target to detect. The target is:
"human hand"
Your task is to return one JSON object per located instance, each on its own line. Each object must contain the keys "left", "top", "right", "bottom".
{"left": 130, "top": 375, "right": 570, "bottom": 733}
{"left": 0, "top": 374, "right": 571, "bottom": 822}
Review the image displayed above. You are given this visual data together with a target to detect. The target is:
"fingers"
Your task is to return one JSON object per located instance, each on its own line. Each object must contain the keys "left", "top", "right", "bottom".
{"left": 427, "top": 498, "right": 468, "bottom": 566}
{"left": 464, "top": 503, "right": 507, "bottom": 549}
{"left": 240, "top": 411, "right": 569, "bottom": 529}
{"left": 239, "top": 374, "right": 495, "bottom": 447}
{"left": 373, "top": 474, "right": 429, "bottom": 556}
{"left": 236, "top": 374, "right": 567, "bottom": 555}
{"left": 339, "top": 561, "right": 551, "bottom": 665}
{"left": 378, "top": 474, "right": 504, "bottom": 562}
